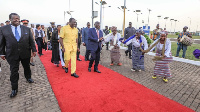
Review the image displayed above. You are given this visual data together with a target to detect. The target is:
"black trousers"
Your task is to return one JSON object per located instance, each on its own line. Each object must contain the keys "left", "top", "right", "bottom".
{"left": 89, "top": 46, "right": 100, "bottom": 70}
{"left": 77, "top": 43, "right": 81, "bottom": 59}
{"left": 125, "top": 44, "right": 132, "bottom": 57}
{"left": 8, "top": 58, "right": 31, "bottom": 90}
{"left": 85, "top": 44, "right": 90, "bottom": 60}
{"left": 43, "top": 42, "right": 47, "bottom": 50}
{"left": 106, "top": 42, "right": 109, "bottom": 50}
{"left": 36, "top": 38, "right": 43, "bottom": 55}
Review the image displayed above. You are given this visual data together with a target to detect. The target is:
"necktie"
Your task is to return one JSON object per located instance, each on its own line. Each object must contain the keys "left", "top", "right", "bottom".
{"left": 97, "top": 30, "right": 99, "bottom": 39}
{"left": 15, "top": 27, "right": 20, "bottom": 41}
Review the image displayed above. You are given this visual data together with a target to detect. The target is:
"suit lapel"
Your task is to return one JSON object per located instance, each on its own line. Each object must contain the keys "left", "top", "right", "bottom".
{"left": 19, "top": 25, "right": 24, "bottom": 41}
{"left": 93, "top": 28, "right": 98, "bottom": 39}
{"left": 7, "top": 25, "right": 17, "bottom": 41}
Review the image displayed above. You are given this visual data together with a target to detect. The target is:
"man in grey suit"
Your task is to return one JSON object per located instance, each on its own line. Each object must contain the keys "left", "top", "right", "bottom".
{"left": 82, "top": 22, "right": 91, "bottom": 61}
{"left": 124, "top": 22, "right": 136, "bottom": 59}
{"left": 0, "top": 13, "right": 37, "bottom": 98}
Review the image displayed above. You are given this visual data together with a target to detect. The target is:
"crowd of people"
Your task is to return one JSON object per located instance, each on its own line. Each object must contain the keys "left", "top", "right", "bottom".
{"left": 0, "top": 12, "right": 199, "bottom": 98}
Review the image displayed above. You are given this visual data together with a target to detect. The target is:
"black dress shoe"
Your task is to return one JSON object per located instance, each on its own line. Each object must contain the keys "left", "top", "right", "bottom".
{"left": 88, "top": 68, "right": 91, "bottom": 72}
{"left": 94, "top": 70, "right": 101, "bottom": 73}
{"left": 10, "top": 90, "right": 18, "bottom": 98}
{"left": 125, "top": 51, "right": 128, "bottom": 56}
{"left": 30, "top": 62, "right": 35, "bottom": 66}
{"left": 71, "top": 73, "right": 79, "bottom": 78}
{"left": 56, "top": 64, "right": 59, "bottom": 67}
{"left": 129, "top": 56, "right": 132, "bottom": 59}
{"left": 64, "top": 67, "right": 68, "bottom": 73}
{"left": 27, "top": 78, "right": 34, "bottom": 83}
{"left": 77, "top": 58, "right": 82, "bottom": 61}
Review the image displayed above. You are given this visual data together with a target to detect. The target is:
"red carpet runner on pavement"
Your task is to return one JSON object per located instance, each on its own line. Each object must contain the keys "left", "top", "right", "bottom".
{"left": 39, "top": 50, "right": 194, "bottom": 112}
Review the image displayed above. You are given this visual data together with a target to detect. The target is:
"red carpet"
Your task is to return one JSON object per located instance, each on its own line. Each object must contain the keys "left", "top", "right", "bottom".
{"left": 39, "top": 50, "right": 194, "bottom": 112}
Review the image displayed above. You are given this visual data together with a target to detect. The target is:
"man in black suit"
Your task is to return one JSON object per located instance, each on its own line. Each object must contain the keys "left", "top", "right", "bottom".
{"left": 47, "top": 22, "right": 55, "bottom": 41}
{"left": 88, "top": 21, "right": 103, "bottom": 73}
{"left": 0, "top": 13, "right": 37, "bottom": 98}
{"left": 75, "top": 22, "right": 82, "bottom": 61}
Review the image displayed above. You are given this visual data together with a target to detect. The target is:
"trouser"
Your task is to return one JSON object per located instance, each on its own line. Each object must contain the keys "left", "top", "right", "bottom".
{"left": 89, "top": 47, "right": 100, "bottom": 70}
{"left": 43, "top": 42, "right": 47, "bottom": 50}
{"left": 8, "top": 58, "right": 31, "bottom": 90}
{"left": 59, "top": 48, "right": 65, "bottom": 66}
{"left": 30, "top": 51, "right": 34, "bottom": 63}
{"left": 125, "top": 44, "right": 132, "bottom": 57}
{"left": 85, "top": 44, "right": 90, "bottom": 60}
{"left": 77, "top": 43, "right": 81, "bottom": 59}
{"left": 65, "top": 49, "right": 77, "bottom": 74}
{"left": 106, "top": 42, "right": 109, "bottom": 50}
{"left": 176, "top": 44, "right": 187, "bottom": 58}
{"left": 36, "top": 38, "right": 43, "bottom": 55}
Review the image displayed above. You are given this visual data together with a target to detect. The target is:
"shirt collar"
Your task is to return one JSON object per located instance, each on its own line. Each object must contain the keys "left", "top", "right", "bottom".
{"left": 11, "top": 25, "right": 20, "bottom": 29}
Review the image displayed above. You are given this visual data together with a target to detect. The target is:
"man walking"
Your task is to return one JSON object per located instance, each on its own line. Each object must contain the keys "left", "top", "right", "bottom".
{"left": 124, "top": 22, "right": 136, "bottom": 59}
{"left": 47, "top": 22, "right": 55, "bottom": 41}
{"left": 75, "top": 22, "right": 82, "bottom": 61}
{"left": 21, "top": 19, "right": 35, "bottom": 66}
{"left": 88, "top": 21, "right": 103, "bottom": 73}
{"left": 176, "top": 26, "right": 192, "bottom": 58}
{"left": 82, "top": 22, "right": 91, "bottom": 61}
{"left": 0, "top": 13, "right": 36, "bottom": 98}
{"left": 60, "top": 18, "right": 79, "bottom": 78}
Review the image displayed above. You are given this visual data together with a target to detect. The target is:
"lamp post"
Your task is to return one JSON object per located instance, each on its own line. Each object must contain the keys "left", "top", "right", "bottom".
{"left": 170, "top": 19, "right": 174, "bottom": 34}
{"left": 157, "top": 15, "right": 161, "bottom": 24}
{"left": 174, "top": 20, "right": 178, "bottom": 34}
{"left": 64, "top": 0, "right": 73, "bottom": 23}
{"left": 122, "top": 0, "right": 126, "bottom": 37}
{"left": 134, "top": 10, "right": 142, "bottom": 29}
{"left": 164, "top": 17, "right": 169, "bottom": 28}
{"left": 147, "top": 8, "right": 151, "bottom": 25}
{"left": 188, "top": 17, "right": 191, "bottom": 31}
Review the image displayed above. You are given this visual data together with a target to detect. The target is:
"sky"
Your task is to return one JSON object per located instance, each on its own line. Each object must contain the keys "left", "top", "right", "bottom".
{"left": 0, "top": 0, "right": 200, "bottom": 32}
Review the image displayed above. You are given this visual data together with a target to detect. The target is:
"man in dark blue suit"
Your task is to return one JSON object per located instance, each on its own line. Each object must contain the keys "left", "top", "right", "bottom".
{"left": 82, "top": 22, "right": 91, "bottom": 61}
{"left": 88, "top": 21, "right": 103, "bottom": 73}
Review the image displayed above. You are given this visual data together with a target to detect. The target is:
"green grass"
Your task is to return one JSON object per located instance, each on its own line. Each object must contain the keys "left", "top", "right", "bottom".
{"left": 168, "top": 35, "right": 200, "bottom": 39}
{"left": 171, "top": 42, "right": 200, "bottom": 61}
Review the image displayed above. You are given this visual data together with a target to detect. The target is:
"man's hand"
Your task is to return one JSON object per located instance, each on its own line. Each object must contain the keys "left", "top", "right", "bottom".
{"left": 1, "top": 56, "right": 6, "bottom": 60}
{"left": 58, "top": 40, "right": 59, "bottom": 42}
{"left": 62, "top": 48, "right": 65, "bottom": 53}
{"left": 77, "top": 48, "right": 80, "bottom": 52}
{"left": 32, "top": 52, "right": 36, "bottom": 57}
{"left": 99, "top": 37, "right": 104, "bottom": 41}
{"left": 83, "top": 43, "right": 86, "bottom": 46}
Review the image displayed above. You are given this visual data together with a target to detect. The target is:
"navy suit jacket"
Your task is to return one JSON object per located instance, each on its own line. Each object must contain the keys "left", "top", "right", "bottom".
{"left": 82, "top": 27, "right": 89, "bottom": 45}
{"left": 88, "top": 28, "right": 103, "bottom": 51}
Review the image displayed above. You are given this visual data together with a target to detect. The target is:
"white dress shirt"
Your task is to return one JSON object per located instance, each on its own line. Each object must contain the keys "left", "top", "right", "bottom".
{"left": 11, "top": 25, "right": 21, "bottom": 37}
{"left": 35, "top": 29, "right": 45, "bottom": 37}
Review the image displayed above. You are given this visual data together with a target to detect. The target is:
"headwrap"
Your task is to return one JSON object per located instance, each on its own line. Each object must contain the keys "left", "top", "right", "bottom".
{"left": 156, "top": 24, "right": 159, "bottom": 27}
{"left": 183, "top": 26, "right": 188, "bottom": 29}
